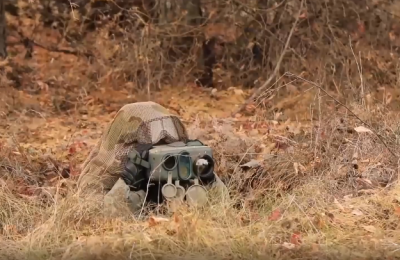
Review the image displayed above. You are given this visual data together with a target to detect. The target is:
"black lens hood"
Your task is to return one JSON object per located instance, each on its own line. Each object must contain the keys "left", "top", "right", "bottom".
{"left": 194, "top": 154, "right": 215, "bottom": 179}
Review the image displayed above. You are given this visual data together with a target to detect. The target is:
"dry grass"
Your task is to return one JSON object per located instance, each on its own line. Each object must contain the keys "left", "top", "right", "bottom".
{"left": 1, "top": 103, "right": 400, "bottom": 260}
{"left": 2, "top": 0, "right": 400, "bottom": 259}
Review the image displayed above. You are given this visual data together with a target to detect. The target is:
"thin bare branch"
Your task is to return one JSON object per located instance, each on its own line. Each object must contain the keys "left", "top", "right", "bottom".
{"left": 232, "top": 0, "right": 304, "bottom": 116}
{"left": 285, "top": 72, "right": 399, "bottom": 159}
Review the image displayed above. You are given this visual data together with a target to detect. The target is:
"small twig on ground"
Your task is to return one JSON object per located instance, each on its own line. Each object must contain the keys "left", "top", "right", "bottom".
{"left": 32, "top": 40, "right": 93, "bottom": 58}
{"left": 285, "top": 72, "right": 399, "bottom": 159}
{"left": 232, "top": 0, "right": 304, "bottom": 116}
{"left": 13, "top": 30, "right": 93, "bottom": 58}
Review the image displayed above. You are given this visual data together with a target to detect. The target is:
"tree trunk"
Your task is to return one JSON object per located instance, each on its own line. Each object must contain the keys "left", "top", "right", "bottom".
{"left": 156, "top": 0, "right": 209, "bottom": 85}
{"left": 0, "top": 0, "right": 7, "bottom": 59}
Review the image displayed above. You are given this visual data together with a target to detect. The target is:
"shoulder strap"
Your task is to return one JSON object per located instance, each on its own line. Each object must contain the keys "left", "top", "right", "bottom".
{"left": 127, "top": 143, "right": 153, "bottom": 169}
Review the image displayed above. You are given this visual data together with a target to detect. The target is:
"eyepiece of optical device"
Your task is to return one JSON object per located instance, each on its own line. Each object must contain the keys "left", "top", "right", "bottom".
{"left": 162, "top": 154, "right": 177, "bottom": 171}
{"left": 178, "top": 151, "right": 192, "bottom": 180}
{"left": 193, "top": 154, "right": 214, "bottom": 179}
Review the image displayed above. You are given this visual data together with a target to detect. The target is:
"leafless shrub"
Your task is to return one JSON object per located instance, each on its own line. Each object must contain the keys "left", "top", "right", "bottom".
{"left": 5, "top": 0, "right": 398, "bottom": 102}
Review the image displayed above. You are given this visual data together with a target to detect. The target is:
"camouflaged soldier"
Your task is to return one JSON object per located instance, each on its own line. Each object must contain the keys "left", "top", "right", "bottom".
{"left": 77, "top": 101, "right": 227, "bottom": 216}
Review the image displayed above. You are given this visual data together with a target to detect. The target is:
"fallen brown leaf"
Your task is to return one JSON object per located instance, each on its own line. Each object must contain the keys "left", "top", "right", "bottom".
{"left": 290, "top": 232, "right": 302, "bottom": 245}
{"left": 268, "top": 209, "right": 282, "bottom": 221}
{"left": 351, "top": 209, "right": 364, "bottom": 216}
{"left": 362, "top": 225, "right": 377, "bottom": 233}
{"left": 334, "top": 198, "right": 345, "bottom": 211}
{"left": 282, "top": 242, "right": 296, "bottom": 250}
{"left": 393, "top": 205, "right": 400, "bottom": 217}
{"left": 148, "top": 216, "right": 170, "bottom": 227}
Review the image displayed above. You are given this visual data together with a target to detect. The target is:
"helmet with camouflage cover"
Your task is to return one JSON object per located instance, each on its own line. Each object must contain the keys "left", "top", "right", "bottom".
{"left": 77, "top": 101, "right": 189, "bottom": 193}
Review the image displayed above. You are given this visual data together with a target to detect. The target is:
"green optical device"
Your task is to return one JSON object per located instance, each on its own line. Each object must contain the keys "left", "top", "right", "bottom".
{"left": 125, "top": 140, "right": 215, "bottom": 205}
{"left": 147, "top": 140, "right": 215, "bottom": 182}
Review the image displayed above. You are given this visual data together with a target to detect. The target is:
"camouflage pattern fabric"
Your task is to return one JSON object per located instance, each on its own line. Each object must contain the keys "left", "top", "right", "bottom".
{"left": 77, "top": 101, "right": 189, "bottom": 193}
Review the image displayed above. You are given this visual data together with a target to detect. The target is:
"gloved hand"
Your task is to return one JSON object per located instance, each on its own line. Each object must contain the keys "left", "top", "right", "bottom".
{"left": 121, "top": 158, "right": 146, "bottom": 191}
{"left": 121, "top": 144, "right": 153, "bottom": 191}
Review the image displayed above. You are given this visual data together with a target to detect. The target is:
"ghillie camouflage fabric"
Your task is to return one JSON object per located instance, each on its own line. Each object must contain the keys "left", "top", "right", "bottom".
{"left": 77, "top": 101, "right": 189, "bottom": 193}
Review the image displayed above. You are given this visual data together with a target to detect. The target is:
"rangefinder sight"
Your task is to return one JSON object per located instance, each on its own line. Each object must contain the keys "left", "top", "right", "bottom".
{"left": 147, "top": 140, "right": 215, "bottom": 182}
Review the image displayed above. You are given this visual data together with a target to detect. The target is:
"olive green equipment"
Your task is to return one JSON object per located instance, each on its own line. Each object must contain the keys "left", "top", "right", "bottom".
{"left": 122, "top": 139, "right": 217, "bottom": 208}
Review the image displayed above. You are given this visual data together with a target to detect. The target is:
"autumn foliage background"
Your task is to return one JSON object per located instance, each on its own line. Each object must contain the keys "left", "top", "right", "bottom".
{"left": 1, "top": 0, "right": 400, "bottom": 259}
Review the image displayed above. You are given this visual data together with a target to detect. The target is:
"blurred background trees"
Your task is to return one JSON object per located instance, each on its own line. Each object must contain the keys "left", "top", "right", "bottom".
{"left": 2, "top": 0, "right": 400, "bottom": 111}
{"left": 0, "top": 0, "right": 7, "bottom": 59}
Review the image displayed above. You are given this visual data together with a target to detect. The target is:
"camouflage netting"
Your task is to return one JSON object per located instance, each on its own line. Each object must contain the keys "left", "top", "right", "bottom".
{"left": 77, "top": 102, "right": 189, "bottom": 193}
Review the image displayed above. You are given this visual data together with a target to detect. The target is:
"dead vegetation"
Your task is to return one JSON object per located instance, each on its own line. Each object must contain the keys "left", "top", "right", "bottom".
{"left": 2, "top": 107, "right": 400, "bottom": 259}
{"left": 1, "top": 0, "right": 400, "bottom": 259}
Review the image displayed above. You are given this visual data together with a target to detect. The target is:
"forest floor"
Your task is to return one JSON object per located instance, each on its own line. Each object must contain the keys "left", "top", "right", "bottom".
{"left": 2, "top": 8, "right": 400, "bottom": 260}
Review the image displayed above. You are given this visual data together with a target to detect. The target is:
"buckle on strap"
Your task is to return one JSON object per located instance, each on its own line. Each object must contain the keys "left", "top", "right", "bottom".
{"left": 127, "top": 150, "right": 150, "bottom": 169}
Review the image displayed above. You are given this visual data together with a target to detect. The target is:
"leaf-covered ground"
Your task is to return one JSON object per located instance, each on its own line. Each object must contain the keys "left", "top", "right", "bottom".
{"left": 3, "top": 70, "right": 400, "bottom": 259}
{"left": 2, "top": 2, "right": 400, "bottom": 259}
